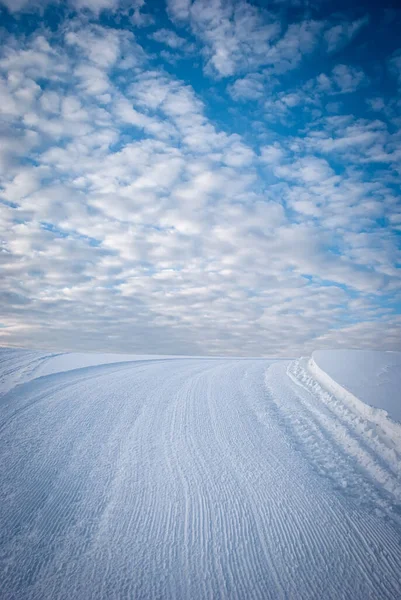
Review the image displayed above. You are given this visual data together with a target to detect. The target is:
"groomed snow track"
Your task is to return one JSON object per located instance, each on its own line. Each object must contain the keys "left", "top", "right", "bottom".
{"left": 0, "top": 355, "right": 400, "bottom": 599}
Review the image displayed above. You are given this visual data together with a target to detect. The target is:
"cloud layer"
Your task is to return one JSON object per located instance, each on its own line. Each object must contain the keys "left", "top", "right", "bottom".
{"left": 0, "top": 0, "right": 400, "bottom": 356}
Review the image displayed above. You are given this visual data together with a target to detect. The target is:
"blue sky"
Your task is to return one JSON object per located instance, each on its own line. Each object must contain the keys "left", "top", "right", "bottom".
{"left": 0, "top": 0, "right": 400, "bottom": 356}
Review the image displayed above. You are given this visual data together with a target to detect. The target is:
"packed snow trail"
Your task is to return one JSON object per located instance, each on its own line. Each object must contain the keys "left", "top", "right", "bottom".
{"left": 0, "top": 358, "right": 400, "bottom": 599}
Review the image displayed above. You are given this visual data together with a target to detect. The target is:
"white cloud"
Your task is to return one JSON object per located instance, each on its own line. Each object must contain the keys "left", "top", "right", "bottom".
{"left": 1, "top": 9, "right": 400, "bottom": 356}
{"left": 65, "top": 24, "right": 143, "bottom": 69}
{"left": 70, "top": 0, "right": 119, "bottom": 13}
{"left": 263, "top": 20, "right": 323, "bottom": 75}
{"left": 389, "top": 49, "right": 401, "bottom": 86}
{"left": 167, "top": 0, "right": 191, "bottom": 21}
{"left": 300, "top": 64, "right": 368, "bottom": 105}
{"left": 275, "top": 156, "right": 334, "bottom": 183}
{"left": 168, "top": 0, "right": 283, "bottom": 77}
{"left": 0, "top": 0, "right": 120, "bottom": 13}
{"left": 260, "top": 143, "right": 284, "bottom": 165}
{"left": 330, "top": 64, "right": 367, "bottom": 93}
{"left": 313, "top": 319, "right": 401, "bottom": 353}
{"left": 0, "top": 0, "right": 53, "bottom": 11}
{"left": 228, "top": 74, "right": 265, "bottom": 100}
{"left": 150, "top": 28, "right": 189, "bottom": 50}
{"left": 324, "top": 15, "right": 369, "bottom": 53}
{"left": 299, "top": 115, "right": 394, "bottom": 165}
{"left": 366, "top": 97, "right": 386, "bottom": 112}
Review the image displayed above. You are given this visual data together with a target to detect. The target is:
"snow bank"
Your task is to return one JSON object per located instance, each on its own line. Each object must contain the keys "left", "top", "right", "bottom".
{"left": 34, "top": 352, "right": 165, "bottom": 377}
{"left": 311, "top": 350, "right": 401, "bottom": 425}
{"left": 0, "top": 348, "right": 168, "bottom": 395}
{"left": 287, "top": 350, "right": 401, "bottom": 495}
{"left": 303, "top": 350, "right": 401, "bottom": 449}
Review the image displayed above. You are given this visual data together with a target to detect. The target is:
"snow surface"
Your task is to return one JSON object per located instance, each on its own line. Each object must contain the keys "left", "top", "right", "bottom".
{"left": 0, "top": 348, "right": 400, "bottom": 599}
{"left": 0, "top": 347, "right": 168, "bottom": 396}
{"left": 312, "top": 349, "right": 401, "bottom": 423}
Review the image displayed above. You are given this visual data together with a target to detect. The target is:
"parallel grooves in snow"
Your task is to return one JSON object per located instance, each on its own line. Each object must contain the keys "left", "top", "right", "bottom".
{"left": 1, "top": 357, "right": 400, "bottom": 599}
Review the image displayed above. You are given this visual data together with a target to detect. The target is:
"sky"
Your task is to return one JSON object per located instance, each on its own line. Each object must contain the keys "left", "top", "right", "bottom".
{"left": 0, "top": 0, "right": 400, "bottom": 357}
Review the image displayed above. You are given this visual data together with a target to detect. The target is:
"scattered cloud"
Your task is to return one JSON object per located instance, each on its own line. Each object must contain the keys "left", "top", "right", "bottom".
{"left": 0, "top": 0, "right": 51, "bottom": 11}
{"left": 70, "top": 0, "right": 120, "bottom": 14}
{"left": 388, "top": 49, "right": 401, "bottom": 86}
{"left": 150, "top": 28, "right": 190, "bottom": 50}
{"left": 167, "top": 0, "right": 324, "bottom": 78}
{"left": 228, "top": 73, "right": 265, "bottom": 101}
{"left": 0, "top": 1, "right": 400, "bottom": 356}
{"left": 324, "top": 15, "right": 369, "bottom": 53}
{"left": 167, "top": 0, "right": 191, "bottom": 22}
{"left": 315, "top": 64, "right": 368, "bottom": 94}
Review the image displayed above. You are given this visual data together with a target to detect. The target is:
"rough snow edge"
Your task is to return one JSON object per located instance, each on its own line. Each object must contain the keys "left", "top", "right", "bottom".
{"left": 286, "top": 360, "right": 401, "bottom": 504}
{"left": 308, "top": 356, "right": 401, "bottom": 447}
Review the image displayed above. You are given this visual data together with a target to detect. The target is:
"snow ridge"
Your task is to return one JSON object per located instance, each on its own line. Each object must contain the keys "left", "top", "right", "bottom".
{"left": 0, "top": 348, "right": 58, "bottom": 396}
{"left": 309, "top": 355, "right": 401, "bottom": 442}
{"left": 287, "top": 357, "right": 401, "bottom": 513}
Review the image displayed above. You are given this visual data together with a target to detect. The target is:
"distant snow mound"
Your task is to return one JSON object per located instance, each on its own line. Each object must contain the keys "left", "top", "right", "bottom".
{"left": 312, "top": 350, "right": 401, "bottom": 425}
{"left": 0, "top": 348, "right": 165, "bottom": 396}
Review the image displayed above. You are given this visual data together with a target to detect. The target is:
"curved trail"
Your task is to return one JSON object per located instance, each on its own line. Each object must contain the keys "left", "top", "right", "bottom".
{"left": 0, "top": 358, "right": 400, "bottom": 599}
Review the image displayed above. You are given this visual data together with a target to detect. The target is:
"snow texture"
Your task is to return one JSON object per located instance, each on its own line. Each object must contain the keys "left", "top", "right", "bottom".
{"left": 0, "top": 348, "right": 167, "bottom": 396}
{"left": 0, "top": 348, "right": 400, "bottom": 599}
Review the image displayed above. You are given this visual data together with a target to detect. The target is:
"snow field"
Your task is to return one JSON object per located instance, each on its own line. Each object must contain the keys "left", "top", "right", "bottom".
{"left": 0, "top": 349, "right": 400, "bottom": 599}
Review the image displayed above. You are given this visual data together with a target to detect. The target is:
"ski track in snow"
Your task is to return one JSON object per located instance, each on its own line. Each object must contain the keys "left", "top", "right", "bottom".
{"left": 0, "top": 355, "right": 401, "bottom": 599}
